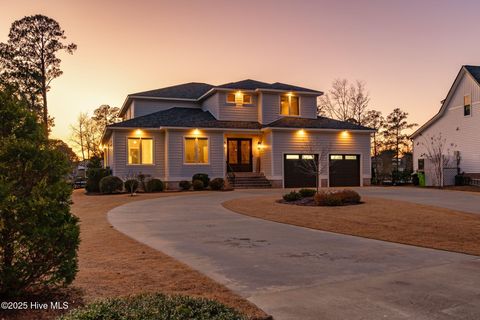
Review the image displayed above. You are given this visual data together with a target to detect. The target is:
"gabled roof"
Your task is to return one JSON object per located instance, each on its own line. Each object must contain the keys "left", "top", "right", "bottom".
{"left": 107, "top": 107, "right": 373, "bottom": 133}
{"left": 131, "top": 82, "right": 213, "bottom": 100}
{"left": 121, "top": 79, "right": 323, "bottom": 117}
{"left": 411, "top": 65, "right": 480, "bottom": 139}
{"left": 464, "top": 65, "right": 480, "bottom": 84}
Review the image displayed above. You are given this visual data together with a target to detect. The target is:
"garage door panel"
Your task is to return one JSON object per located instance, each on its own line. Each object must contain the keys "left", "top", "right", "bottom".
{"left": 329, "top": 154, "right": 360, "bottom": 187}
{"left": 284, "top": 154, "right": 318, "bottom": 188}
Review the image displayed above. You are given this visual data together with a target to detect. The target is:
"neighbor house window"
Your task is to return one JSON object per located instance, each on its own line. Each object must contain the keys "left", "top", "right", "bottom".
{"left": 185, "top": 137, "right": 209, "bottom": 164}
{"left": 128, "top": 138, "right": 153, "bottom": 165}
{"left": 418, "top": 159, "right": 424, "bottom": 171}
{"left": 464, "top": 95, "right": 471, "bottom": 116}
{"left": 226, "top": 93, "right": 252, "bottom": 105}
{"left": 280, "top": 95, "right": 299, "bottom": 116}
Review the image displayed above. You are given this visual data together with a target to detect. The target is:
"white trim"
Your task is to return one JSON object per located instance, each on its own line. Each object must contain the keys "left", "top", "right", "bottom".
{"left": 255, "top": 88, "right": 322, "bottom": 96}
{"left": 182, "top": 135, "right": 210, "bottom": 165}
{"left": 262, "top": 127, "right": 375, "bottom": 133}
{"left": 164, "top": 129, "right": 169, "bottom": 181}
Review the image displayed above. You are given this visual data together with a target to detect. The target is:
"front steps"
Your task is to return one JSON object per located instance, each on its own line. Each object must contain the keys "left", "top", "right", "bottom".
{"left": 227, "top": 172, "right": 272, "bottom": 189}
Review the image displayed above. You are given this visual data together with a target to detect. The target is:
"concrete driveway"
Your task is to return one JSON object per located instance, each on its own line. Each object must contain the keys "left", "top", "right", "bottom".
{"left": 353, "top": 186, "right": 480, "bottom": 214}
{"left": 108, "top": 189, "right": 480, "bottom": 320}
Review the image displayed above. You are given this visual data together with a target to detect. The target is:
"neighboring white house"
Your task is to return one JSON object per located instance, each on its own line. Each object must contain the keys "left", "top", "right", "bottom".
{"left": 411, "top": 65, "right": 480, "bottom": 186}
{"left": 102, "top": 80, "right": 374, "bottom": 189}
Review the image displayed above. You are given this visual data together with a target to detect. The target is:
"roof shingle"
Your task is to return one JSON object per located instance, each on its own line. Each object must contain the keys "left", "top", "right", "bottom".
{"left": 131, "top": 82, "right": 213, "bottom": 100}
{"left": 109, "top": 107, "right": 372, "bottom": 131}
{"left": 465, "top": 65, "right": 480, "bottom": 84}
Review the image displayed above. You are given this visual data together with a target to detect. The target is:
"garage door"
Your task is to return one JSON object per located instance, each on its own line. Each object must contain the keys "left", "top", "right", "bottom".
{"left": 329, "top": 154, "right": 360, "bottom": 187}
{"left": 284, "top": 154, "right": 318, "bottom": 188}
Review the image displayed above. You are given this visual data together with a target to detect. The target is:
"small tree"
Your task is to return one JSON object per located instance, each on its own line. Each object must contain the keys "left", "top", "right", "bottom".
{"left": 383, "top": 108, "right": 417, "bottom": 183}
{"left": 124, "top": 172, "right": 139, "bottom": 196}
{"left": 0, "top": 88, "right": 79, "bottom": 296}
{"left": 295, "top": 133, "right": 331, "bottom": 193}
{"left": 363, "top": 109, "right": 385, "bottom": 184}
{"left": 420, "top": 133, "right": 455, "bottom": 187}
{"left": 0, "top": 14, "right": 77, "bottom": 135}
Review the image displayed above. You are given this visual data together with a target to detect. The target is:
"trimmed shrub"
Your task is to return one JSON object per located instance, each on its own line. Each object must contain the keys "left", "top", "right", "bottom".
{"left": 298, "top": 188, "right": 316, "bottom": 198}
{"left": 146, "top": 178, "right": 164, "bottom": 192}
{"left": 99, "top": 176, "right": 124, "bottom": 194}
{"left": 192, "top": 179, "right": 205, "bottom": 190}
{"left": 209, "top": 178, "right": 225, "bottom": 190}
{"left": 125, "top": 179, "right": 139, "bottom": 194}
{"left": 179, "top": 180, "right": 192, "bottom": 191}
{"left": 283, "top": 190, "right": 302, "bottom": 202}
{"left": 85, "top": 167, "right": 111, "bottom": 193}
{"left": 314, "top": 189, "right": 361, "bottom": 206}
{"left": 192, "top": 173, "right": 210, "bottom": 187}
{"left": 59, "top": 293, "right": 246, "bottom": 320}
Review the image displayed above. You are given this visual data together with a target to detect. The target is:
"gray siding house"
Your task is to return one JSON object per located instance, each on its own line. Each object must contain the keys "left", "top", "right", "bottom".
{"left": 102, "top": 80, "right": 373, "bottom": 189}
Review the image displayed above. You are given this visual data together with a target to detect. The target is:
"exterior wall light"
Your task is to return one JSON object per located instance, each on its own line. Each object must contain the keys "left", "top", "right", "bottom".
{"left": 135, "top": 129, "right": 143, "bottom": 136}
{"left": 193, "top": 128, "right": 200, "bottom": 135}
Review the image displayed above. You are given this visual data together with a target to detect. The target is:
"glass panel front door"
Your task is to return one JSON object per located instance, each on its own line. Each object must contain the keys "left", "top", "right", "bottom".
{"left": 227, "top": 138, "right": 252, "bottom": 172}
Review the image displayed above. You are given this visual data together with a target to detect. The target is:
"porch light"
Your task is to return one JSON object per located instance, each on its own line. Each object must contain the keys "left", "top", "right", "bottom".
{"left": 193, "top": 128, "right": 200, "bottom": 135}
{"left": 341, "top": 130, "right": 350, "bottom": 138}
{"left": 135, "top": 129, "right": 143, "bottom": 136}
{"left": 297, "top": 129, "right": 306, "bottom": 136}
{"left": 257, "top": 141, "right": 264, "bottom": 150}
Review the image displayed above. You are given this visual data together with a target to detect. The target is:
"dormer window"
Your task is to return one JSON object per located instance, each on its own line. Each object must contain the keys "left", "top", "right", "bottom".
{"left": 226, "top": 92, "right": 252, "bottom": 105}
{"left": 464, "top": 95, "right": 471, "bottom": 116}
{"left": 280, "top": 94, "right": 299, "bottom": 116}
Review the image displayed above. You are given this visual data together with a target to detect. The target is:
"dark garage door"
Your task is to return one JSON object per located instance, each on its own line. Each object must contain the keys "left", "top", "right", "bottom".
{"left": 284, "top": 154, "right": 318, "bottom": 188}
{"left": 329, "top": 154, "right": 360, "bottom": 187}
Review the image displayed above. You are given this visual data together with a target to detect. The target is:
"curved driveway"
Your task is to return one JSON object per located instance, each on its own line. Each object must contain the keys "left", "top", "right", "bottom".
{"left": 109, "top": 189, "right": 480, "bottom": 320}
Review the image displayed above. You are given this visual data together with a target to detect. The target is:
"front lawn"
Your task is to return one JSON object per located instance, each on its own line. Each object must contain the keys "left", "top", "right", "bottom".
{"left": 223, "top": 195, "right": 480, "bottom": 256}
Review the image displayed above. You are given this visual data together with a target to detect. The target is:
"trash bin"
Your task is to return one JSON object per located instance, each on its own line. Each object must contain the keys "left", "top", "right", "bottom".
{"left": 418, "top": 172, "right": 425, "bottom": 187}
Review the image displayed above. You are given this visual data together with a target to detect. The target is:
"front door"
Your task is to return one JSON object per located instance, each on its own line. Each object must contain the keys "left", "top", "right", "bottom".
{"left": 227, "top": 138, "right": 253, "bottom": 172}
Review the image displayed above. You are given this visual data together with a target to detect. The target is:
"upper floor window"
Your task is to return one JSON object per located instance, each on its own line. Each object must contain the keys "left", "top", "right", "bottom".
{"left": 280, "top": 95, "right": 299, "bottom": 116}
{"left": 226, "top": 92, "right": 252, "bottom": 105}
{"left": 464, "top": 95, "right": 471, "bottom": 116}
{"left": 184, "top": 137, "right": 209, "bottom": 164}
{"left": 128, "top": 138, "right": 153, "bottom": 165}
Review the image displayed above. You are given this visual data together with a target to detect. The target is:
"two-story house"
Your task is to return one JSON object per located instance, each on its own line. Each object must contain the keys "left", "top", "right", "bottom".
{"left": 101, "top": 80, "right": 373, "bottom": 189}
{"left": 411, "top": 65, "right": 480, "bottom": 186}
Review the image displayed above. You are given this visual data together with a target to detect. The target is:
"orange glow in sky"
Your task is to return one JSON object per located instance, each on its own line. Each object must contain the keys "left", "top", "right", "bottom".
{"left": 1, "top": 0, "right": 480, "bottom": 142}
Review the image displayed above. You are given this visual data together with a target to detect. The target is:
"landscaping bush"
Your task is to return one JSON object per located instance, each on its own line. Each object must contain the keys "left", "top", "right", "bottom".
{"left": 192, "top": 179, "right": 205, "bottom": 190}
{"left": 192, "top": 173, "right": 210, "bottom": 187}
{"left": 85, "top": 167, "right": 111, "bottom": 193}
{"left": 179, "top": 180, "right": 192, "bottom": 191}
{"left": 314, "top": 189, "right": 361, "bottom": 206}
{"left": 0, "top": 89, "right": 80, "bottom": 296}
{"left": 125, "top": 179, "right": 139, "bottom": 194}
{"left": 99, "top": 176, "right": 124, "bottom": 194}
{"left": 298, "top": 188, "right": 316, "bottom": 198}
{"left": 283, "top": 190, "right": 302, "bottom": 202}
{"left": 209, "top": 178, "right": 225, "bottom": 190}
{"left": 59, "top": 293, "right": 246, "bottom": 320}
{"left": 146, "top": 178, "right": 164, "bottom": 192}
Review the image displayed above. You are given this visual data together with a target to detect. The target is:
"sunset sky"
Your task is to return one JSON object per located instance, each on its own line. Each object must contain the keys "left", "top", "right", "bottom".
{"left": 1, "top": 0, "right": 480, "bottom": 142}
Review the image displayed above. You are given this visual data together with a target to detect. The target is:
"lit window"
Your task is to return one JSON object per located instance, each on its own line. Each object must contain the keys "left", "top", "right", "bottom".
{"left": 330, "top": 155, "right": 343, "bottom": 160}
{"left": 345, "top": 155, "right": 358, "bottom": 160}
{"left": 464, "top": 95, "right": 471, "bottom": 116}
{"left": 227, "top": 93, "right": 236, "bottom": 103}
{"left": 226, "top": 93, "right": 252, "bottom": 105}
{"left": 280, "top": 95, "right": 299, "bottom": 116}
{"left": 185, "top": 137, "right": 209, "bottom": 164}
{"left": 286, "top": 154, "right": 300, "bottom": 159}
{"left": 128, "top": 138, "right": 153, "bottom": 164}
{"left": 302, "top": 155, "right": 314, "bottom": 160}
{"left": 243, "top": 94, "right": 252, "bottom": 104}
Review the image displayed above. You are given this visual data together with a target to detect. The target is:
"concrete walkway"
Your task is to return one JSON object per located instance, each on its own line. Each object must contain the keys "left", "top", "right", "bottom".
{"left": 108, "top": 190, "right": 480, "bottom": 320}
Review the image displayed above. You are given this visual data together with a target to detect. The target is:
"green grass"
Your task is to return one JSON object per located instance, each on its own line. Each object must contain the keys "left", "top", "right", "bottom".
{"left": 58, "top": 293, "right": 246, "bottom": 320}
